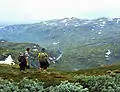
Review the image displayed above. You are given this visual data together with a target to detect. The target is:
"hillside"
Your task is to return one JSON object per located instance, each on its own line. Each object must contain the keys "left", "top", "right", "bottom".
{"left": 56, "top": 42, "right": 120, "bottom": 71}
{"left": 0, "top": 64, "right": 120, "bottom": 91}
{"left": 0, "top": 41, "right": 41, "bottom": 61}
{"left": 0, "top": 17, "right": 120, "bottom": 70}
{"left": 0, "top": 41, "right": 61, "bottom": 69}
{"left": 0, "top": 63, "right": 120, "bottom": 82}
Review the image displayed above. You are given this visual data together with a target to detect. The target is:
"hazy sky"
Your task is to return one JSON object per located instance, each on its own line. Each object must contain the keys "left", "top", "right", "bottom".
{"left": 0, "top": 0, "right": 120, "bottom": 24}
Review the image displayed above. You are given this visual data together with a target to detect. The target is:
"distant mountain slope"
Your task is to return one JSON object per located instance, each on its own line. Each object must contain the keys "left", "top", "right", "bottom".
{"left": 0, "top": 17, "right": 120, "bottom": 47}
{"left": 0, "top": 17, "right": 120, "bottom": 70}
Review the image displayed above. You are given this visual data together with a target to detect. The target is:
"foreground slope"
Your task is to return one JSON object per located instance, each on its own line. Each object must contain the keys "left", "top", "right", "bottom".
{"left": 1, "top": 63, "right": 120, "bottom": 87}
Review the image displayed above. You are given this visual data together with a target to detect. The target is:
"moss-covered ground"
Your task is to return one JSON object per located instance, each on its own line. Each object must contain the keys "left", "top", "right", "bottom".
{"left": 0, "top": 63, "right": 120, "bottom": 87}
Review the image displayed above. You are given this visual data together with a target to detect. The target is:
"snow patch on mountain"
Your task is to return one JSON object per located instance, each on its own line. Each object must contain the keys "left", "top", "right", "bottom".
{"left": 61, "top": 19, "right": 68, "bottom": 23}
{"left": 98, "top": 32, "right": 102, "bottom": 34}
{"left": 53, "top": 42, "right": 59, "bottom": 45}
{"left": 91, "top": 37, "right": 95, "bottom": 40}
{"left": 105, "top": 50, "right": 111, "bottom": 58}
{"left": 1, "top": 40, "right": 5, "bottom": 42}
{"left": 0, "top": 55, "right": 15, "bottom": 65}
{"left": 0, "top": 26, "right": 6, "bottom": 29}
{"left": 83, "top": 20, "right": 93, "bottom": 25}
{"left": 65, "top": 23, "right": 68, "bottom": 26}
{"left": 116, "top": 19, "right": 120, "bottom": 24}
{"left": 107, "top": 18, "right": 113, "bottom": 21}
{"left": 49, "top": 23, "right": 58, "bottom": 26}
{"left": 42, "top": 22, "right": 49, "bottom": 25}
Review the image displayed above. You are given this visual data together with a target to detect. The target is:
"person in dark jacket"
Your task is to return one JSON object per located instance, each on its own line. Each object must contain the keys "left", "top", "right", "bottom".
{"left": 18, "top": 52, "right": 27, "bottom": 71}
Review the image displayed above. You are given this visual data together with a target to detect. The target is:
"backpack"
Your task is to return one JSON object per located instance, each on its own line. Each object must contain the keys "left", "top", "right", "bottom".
{"left": 38, "top": 52, "right": 48, "bottom": 61}
{"left": 18, "top": 55, "right": 26, "bottom": 63}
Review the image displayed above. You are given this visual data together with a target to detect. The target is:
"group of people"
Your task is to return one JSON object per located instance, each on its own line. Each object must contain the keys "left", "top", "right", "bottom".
{"left": 18, "top": 47, "right": 50, "bottom": 72}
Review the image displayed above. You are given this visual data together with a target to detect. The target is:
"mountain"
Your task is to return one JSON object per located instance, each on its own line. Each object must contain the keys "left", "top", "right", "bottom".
{"left": 0, "top": 17, "right": 120, "bottom": 70}
{"left": 0, "top": 17, "right": 120, "bottom": 46}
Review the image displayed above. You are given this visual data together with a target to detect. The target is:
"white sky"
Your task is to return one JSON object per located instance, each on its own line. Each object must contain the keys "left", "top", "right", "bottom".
{"left": 0, "top": 0, "right": 120, "bottom": 24}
